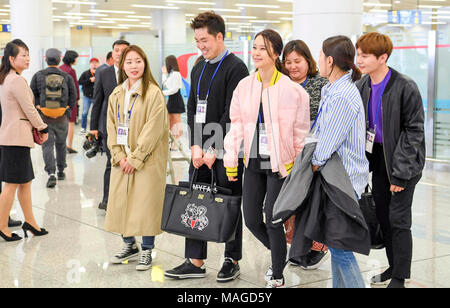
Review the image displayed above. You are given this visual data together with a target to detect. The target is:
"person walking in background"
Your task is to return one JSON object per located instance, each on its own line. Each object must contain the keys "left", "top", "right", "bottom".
{"left": 282, "top": 39, "right": 329, "bottom": 270}
{"left": 60, "top": 50, "right": 80, "bottom": 154}
{"left": 356, "top": 32, "right": 425, "bottom": 288}
{"left": 105, "top": 45, "right": 168, "bottom": 271}
{"left": 96, "top": 51, "right": 114, "bottom": 74}
{"left": 30, "top": 48, "right": 77, "bottom": 188}
{"left": 162, "top": 55, "right": 185, "bottom": 150}
{"left": 90, "top": 40, "right": 130, "bottom": 211}
{"left": 0, "top": 39, "right": 49, "bottom": 241}
{"left": 311, "top": 35, "right": 369, "bottom": 288}
{"left": 78, "top": 57, "right": 99, "bottom": 135}
{"left": 224, "top": 29, "right": 310, "bottom": 288}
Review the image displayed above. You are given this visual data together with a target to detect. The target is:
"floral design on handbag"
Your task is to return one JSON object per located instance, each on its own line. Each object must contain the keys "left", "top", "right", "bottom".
{"left": 181, "top": 204, "right": 209, "bottom": 231}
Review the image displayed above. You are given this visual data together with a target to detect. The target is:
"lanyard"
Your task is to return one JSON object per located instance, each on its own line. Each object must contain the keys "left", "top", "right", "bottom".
{"left": 196, "top": 50, "right": 229, "bottom": 101}
{"left": 367, "top": 74, "right": 389, "bottom": 131}
{"left": 117, "top": 95, "right": 138, "bottom": 124}
{"left": 300, "top": 77, "right": 308, "bottom": 88}
{"left": 310, "top": 100, "right": 324, "bottom": 133}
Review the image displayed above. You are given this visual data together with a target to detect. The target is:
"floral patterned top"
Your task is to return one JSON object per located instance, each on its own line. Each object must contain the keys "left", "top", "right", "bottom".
{"left": 302, "top": 74, "right": 328, "bottom": 122}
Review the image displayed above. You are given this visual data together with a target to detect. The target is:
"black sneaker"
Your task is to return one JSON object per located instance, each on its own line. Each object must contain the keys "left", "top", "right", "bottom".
{"left": 98, "top": 201, "right": 108, "bottom": 210}
{"left": 46, "top": 175, "right": 57, "bottom": 188}
{"left": 136, "top": 249, "right": 153, "bottom": 271}
{"left": 371, "top": 267, "right": 392, "bottom": 285}
{"left": 57, "top": 172, "right": 66, "bottom": 181}
{"left": 288, "top": 256, "right": 307, "bottom": 267}
{"left": 301, "top": 250, "right": 329, "bottom": 270}
{"left": 164, "top": 259, "right": 206, "bottom": 279}
{"left": 110, "top": 242, "right": 140, "bottom": 264}
{"left": 217, "top": 258, "right": 240, "bottom": 283}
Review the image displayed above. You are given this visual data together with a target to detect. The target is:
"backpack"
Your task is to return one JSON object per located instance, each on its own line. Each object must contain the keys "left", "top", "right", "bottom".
{"left": 40, "top": 71, "right": 68, "bottom": 118}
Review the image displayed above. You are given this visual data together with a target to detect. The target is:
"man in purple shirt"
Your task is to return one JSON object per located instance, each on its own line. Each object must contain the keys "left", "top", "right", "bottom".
{"left": 356, "top": 33, "right": 425, "bottom": 289}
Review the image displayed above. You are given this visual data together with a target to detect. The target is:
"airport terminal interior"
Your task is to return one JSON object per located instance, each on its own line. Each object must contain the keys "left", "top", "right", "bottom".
{"left": 0, "top": 0, "right": 450, "bottom": 288}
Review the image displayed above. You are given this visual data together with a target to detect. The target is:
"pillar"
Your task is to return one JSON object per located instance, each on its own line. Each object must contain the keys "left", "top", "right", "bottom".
{"left": 293, "top": 0, "right": 363, "bottom": 62}
{"left": 10, "top": 0, "right": 53, "bottom": 82}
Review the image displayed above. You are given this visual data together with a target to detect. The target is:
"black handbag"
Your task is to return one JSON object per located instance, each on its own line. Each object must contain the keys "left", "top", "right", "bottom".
{"left": 161, "top": 169, "right": 242, "bottom": 243}
{"left": 359, "top": 185, "right": 384, "bottom": 249}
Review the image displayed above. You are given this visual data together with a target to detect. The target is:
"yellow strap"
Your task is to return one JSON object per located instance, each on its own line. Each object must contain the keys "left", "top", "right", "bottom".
{"left": 226, "top": 167, "right": 238, "bottom": 177}
{"left": 256, "top": 68, "right": 281, "bottom": 86}
{"left": 285, "top": 162, "right": 294, "bottom": 175}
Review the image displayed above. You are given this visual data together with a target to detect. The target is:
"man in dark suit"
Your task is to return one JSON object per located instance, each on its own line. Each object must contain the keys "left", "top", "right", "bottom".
{"left": 90, "top": 40, "right": 130, "bottom": 210}
{"left": 0, "top": 102, "right": 22, "bottom": 227}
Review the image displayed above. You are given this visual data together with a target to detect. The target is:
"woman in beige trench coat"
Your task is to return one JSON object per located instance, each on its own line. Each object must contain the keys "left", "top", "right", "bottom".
{"left": 105, "top": 45, "right": 168, "bottom": 271}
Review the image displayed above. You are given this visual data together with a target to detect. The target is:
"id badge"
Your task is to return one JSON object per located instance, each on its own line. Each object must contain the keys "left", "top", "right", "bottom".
{"left": 259, "top": 125, "right": 270, "bottom": 156}
{"left": 117, "top": 124, "right": 129, "bottom": 147}
{"left": 366, "top": 129, "right": 376, "bottom": 154}
{"left": 196, "top": 100, "right": 207, "bottom": 124}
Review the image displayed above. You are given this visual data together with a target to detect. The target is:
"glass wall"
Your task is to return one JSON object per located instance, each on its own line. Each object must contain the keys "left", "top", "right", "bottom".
{"left": 436, "top": 24, "right": 450, "bottom": 160}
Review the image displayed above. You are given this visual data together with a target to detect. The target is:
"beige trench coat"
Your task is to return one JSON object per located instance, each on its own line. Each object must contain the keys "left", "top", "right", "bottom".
{"left": 105, "top": 81, "right": 169, "bottom": 237}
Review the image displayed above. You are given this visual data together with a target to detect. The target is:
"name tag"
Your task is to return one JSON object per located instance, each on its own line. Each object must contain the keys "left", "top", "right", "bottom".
{"left": 259, "top": 126, "right": 270, "bottom": 156}
{"left": 117, "top": 124, "right": 129, "bottom": 147}
{"left": 196, "top": 100, "right": 207, "bottom": 124}
{"left": 366, "top": 129, "right": 375, "bottom": 154}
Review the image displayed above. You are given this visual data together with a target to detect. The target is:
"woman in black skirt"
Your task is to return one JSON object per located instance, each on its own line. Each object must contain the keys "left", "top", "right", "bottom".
{"left": 0, "top": 39, "right": 49, "bottom": 242}
{"left": 162, "top": 55, "right": 185, "bottom": 150}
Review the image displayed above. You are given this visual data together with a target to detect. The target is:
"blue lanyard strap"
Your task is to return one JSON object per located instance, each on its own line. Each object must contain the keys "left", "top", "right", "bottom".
{"left": 301, "top": 77, "right": 308, "bottom": 88}
{"left": 196, "top": 50, "right": 229, "bottom": 101}
{"left": 310, "top": 101, "right": 324, "bottom": 133}
{"left": 117, "top": 95, "right": 138, "bottom": 124}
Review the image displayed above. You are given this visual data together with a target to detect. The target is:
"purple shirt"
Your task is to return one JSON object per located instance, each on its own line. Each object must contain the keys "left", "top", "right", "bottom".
{"left": 368, "top": 69, "right": 391, "bottom": 144}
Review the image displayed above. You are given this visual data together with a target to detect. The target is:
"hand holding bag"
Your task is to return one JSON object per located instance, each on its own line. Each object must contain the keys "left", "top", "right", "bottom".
{"left": 33, "top": 128, "right": 43, "bottom": 145}
{"left": 161, "top": 169, "right": 242, "bottom": 243}
{"left": 359, "top": 185, "right": 384, "bottom": 249}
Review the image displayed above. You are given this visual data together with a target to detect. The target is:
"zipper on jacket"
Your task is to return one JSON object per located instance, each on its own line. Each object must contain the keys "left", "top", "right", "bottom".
{"left": 266, "top": 87, "right": 282, "bottom": 176}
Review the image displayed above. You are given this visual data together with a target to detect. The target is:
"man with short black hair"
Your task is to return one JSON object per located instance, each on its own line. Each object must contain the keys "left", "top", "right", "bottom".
{"left": 30, "top": 48, "right": 77, "bottom": 188}
{"left": 90, "top": 40, "right": 130, "bottom": 210}
{"left": 97, "top": 51, "right": 114, "bottom": 74}
{"left": 164, "top": 11, "right": 249, "bottom": 283}
{"left": 356, "top": 32, "right": 425, "bottom": 288}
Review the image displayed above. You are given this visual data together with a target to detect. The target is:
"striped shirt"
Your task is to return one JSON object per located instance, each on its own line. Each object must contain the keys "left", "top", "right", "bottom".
{"left": 312, "top": 73, "right": 369, "bottom": 198}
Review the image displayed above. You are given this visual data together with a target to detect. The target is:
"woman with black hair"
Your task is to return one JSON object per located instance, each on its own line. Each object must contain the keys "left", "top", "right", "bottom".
{"left": 0, "top": 39, "right": 49, "bottom": 241}
{"left": 60, "top": 50, "right": 79, "bottom": 154}
{"left": 162, "top": 55, "right": 185, "bottom": 150}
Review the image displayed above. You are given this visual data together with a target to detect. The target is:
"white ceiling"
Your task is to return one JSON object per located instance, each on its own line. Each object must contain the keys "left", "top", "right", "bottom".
{"left": 1, "top": 0, "right": 449, "bottom": 31}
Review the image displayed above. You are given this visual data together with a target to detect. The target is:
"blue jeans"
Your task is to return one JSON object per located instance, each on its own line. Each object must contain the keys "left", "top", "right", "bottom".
{"left": 329, "top": 247, "right": 365, "bottom": 288}
{"left": 81, "top": 96, "right": 93, "bottom": 130}
{"left": 123, "top": 236, "right": 155, "bottom": 250}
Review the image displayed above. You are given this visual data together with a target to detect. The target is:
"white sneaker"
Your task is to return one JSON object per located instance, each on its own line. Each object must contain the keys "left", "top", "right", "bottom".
{"left": 136, "top": 249, "right": 153, "bottom": 271}
{"left": 266, "top": 277, "right": 285, "bottom": 288}
{"left": 265, "top": 266, "right": 273, "bottom": 282}
{"left": 79, "top": 129, "right": 86, "bottom": 135}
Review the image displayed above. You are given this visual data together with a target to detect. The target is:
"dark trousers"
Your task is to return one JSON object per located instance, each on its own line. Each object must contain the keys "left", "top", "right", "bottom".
{"left": 101, "top": 133, "right": 111, "bottom": 204}
{"left": 185, "top": 159, "right": 243, "bottom": 261}
{"left": 371, "top": 143, "right": 421, "bottom": 279}
{"left": 42, "top": 119, "right": 68, "bottom": 175}
{"left": 243, "top": 164, "right": 286, "bottom": 279}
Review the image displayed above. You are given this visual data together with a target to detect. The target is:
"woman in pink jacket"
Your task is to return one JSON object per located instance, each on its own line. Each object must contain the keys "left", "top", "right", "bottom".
{"left": 224, "top": 29, "right": 310, "bottom": 288}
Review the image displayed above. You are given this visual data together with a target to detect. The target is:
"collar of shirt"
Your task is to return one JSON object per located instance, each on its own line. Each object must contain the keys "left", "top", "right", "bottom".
{"left": 256, "top": 68, "right": 282, "bottom": 86}
{"left": 114, "top": 65, "right": 119, "bottom": 82}
{"left": 206, "top": 48, "right": 229, "bottom": 64}
{"left": 321, "top": 72, "right": 352, "bottom": 100}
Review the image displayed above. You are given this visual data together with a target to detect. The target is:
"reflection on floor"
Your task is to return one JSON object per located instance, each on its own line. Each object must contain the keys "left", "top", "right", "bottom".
{"left": 1, "top": 126, "right": 450, "bottom": 288}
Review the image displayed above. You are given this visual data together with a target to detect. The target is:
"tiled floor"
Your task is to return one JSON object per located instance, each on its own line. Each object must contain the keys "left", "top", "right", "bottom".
{"left": 1, "top": 126, "right": 449, "bottom": 288}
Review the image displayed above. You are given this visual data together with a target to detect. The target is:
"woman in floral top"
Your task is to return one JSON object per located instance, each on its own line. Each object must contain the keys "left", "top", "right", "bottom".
{"left": 282, "top": 39, "right": 329, "bottom": 270}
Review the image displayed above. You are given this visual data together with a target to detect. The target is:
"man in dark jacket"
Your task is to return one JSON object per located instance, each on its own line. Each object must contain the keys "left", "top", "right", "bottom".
{"left": 90, "top": 40, "right": 129, "bottom": 210}
{"left": 30, "top": 48, "right": 77, "bottom": 188}
{"left": 356, "top": 33, "right": 425, "bottom": 288}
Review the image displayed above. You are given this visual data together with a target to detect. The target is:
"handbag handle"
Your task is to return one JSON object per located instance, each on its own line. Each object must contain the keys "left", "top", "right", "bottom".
{"left": 189, "top": 167, "right": 217, "bottom": 194}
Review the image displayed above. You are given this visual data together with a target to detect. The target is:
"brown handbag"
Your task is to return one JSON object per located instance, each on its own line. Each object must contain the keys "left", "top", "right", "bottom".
{"left": 33, "top": 128, "right": 43, "bottom": 145}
